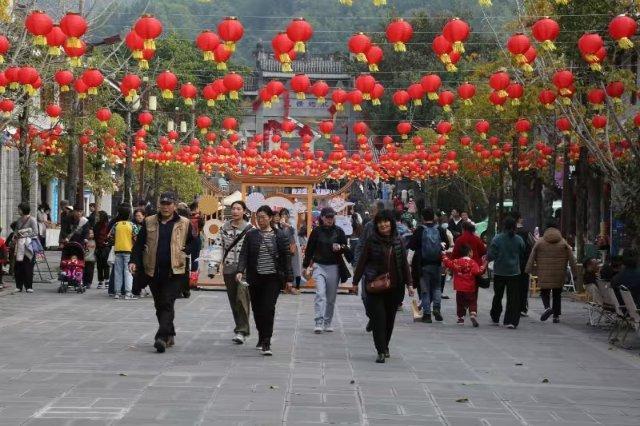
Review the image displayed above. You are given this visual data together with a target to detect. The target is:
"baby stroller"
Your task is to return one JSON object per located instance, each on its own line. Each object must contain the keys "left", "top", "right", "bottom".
{"left": 58, "top": 242, "right": 86, "bottom": 293}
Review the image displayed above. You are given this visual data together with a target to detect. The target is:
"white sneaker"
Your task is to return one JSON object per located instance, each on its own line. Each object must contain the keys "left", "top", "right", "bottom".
{"left": 232, "top": 333, "right": 245, "bottom": 344}
{"left": 26, "top": 288, "right": 34, "bottom": 293}
{"left": 124, "top": 293, "right": 137, "bottom": 300}
{"left": 323, "top": 325, "right": 334, "bottom": 332}
{"left": 113, "top": 294, "right": 120, "bottom": 299}
{"left": 314, "top": 326, "right": 323, "bottom": 334}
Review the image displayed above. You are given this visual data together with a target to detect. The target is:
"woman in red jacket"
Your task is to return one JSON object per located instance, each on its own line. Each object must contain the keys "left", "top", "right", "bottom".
{"left": 443, "top": 244, "right": 486, "bottom": 327}
{"left": 452, "top": 221, "right": 486, "bottom": 264}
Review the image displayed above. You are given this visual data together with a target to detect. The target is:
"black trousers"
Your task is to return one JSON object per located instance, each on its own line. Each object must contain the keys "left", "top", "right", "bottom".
{"left": 366, "top": 292, "right": 398, "bottom": 354}
{"left": 14, "top": 259, "right": 35, "bottom": 290}
{"left": 83, "top": 261, "right": 95, "bottom": 287}
{"left": 540, "top": 288, "right": 562, "bottom": 317}
{"left": 248, "top": 274, "right": 281, "bottom": 344}
{"left": 148, "top": 274, "right": 181, "bottom": 341}
{"left": 490, "top": 275, "right": 522, "bottom": 327}
{"left": 95, "top": 247, "right": 110, "bottom": 282}
{"left": 518, "top": 273, "right": 529, "bottom": 313}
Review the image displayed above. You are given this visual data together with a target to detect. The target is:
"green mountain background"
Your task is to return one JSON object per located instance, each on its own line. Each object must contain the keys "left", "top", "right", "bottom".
{"left": 88, "top": 0, "right": 515, "bottom": 64}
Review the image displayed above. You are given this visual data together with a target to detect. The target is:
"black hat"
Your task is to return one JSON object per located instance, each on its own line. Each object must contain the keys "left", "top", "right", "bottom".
{"left": 159, "top": 192, "right": 177, "bottom": 204}
{"left": 320, "top": 207, "right": 336, "bottom": 217}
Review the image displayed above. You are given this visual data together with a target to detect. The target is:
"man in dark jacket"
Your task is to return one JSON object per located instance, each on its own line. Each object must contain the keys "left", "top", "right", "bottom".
{"left": 408, "top": 207, "right": 449, "bottom": 323}
{"left": 513, "top": 212, "right": 534, "bottom": 316}
{"left": 303, "top": 207, "right": 352, "bottom": 333}
{"left": 129, "top": 192, "right": 193, "bottom": 353}
{"left": 448, "top": 209, "right": 463, "bottom": 241}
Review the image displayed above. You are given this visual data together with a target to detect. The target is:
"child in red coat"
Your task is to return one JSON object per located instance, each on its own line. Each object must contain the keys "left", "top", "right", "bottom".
{"left": 443, "top": 244, "right": 486, "bottom": 327}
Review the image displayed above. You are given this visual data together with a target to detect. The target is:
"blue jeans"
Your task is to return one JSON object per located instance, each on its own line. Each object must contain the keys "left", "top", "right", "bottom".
{"left": 313, "top": 264, "right": 340, "bottom": 326}
{"left": 113, "top": 253, "right": 133, "bottom": 295}
{"left": 420, "top": 265, "right": 442, "bottom": 315}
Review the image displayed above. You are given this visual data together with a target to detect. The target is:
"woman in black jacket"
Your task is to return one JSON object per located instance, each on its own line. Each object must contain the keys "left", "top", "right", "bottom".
{"left": 353, "top": 210, "right": 413, "bottom": 363}
{"left": 236, "top": 205, "right": 293, "bottom": 356}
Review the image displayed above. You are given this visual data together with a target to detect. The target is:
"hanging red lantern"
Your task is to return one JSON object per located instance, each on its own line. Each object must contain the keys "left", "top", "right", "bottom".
{"left": 96, "top": 108, "right": 111, "bottom": 126}
{"left": 438, "top": 90, "right": 455, "bottom": 112}
{"left": 45, "top": 104, "right": 61, "bottom": 119}
{"left": 392, "top": 90, "right": 410, "bottom": 111}
{"left": 54, "top": 69, "right": 74, "bottom": 92}
{"left": 180, "top": 82, "right": 198, "bottom": 106}
{"left": 348, "top": 32, "right": 372, "bottom": 62}
{"left": 609, "top": 15, "right": 637, "bottom": 49}
{"left": 331, "top": 88, "right": 348, "bottom": 111}
{"left": 319, "top": 120, "right": 334, "bottom": 138}
{"left": 156, "top": 70, "right": 178, "bottom": 99}
{"left": 125, "top": 30, "right": 144, "bottom": 59}
{"left": 196, "top": 30, "right": 221, "bottom": 61}
{"left": 421, "top": 74, "right": 442, "bottom": 100}
{"left": 532, "top": 17, "right": 560, "bottom": 51}
{"left": 5, "top": 66, "right": 19, "bottom": 90}
{"left": 397, "top": 121, "right": 412, "bottom": 139}
{"left": 134, "top": 14, "right": 163, "bottom": 51}
{"left": 634, "top": 112, "right": 640, "bottom": 128}
{"left": 355, "top": 73, "right": 376, "bottom": 100}
{"left": 59, "top": 12, "right": 87, "bottom": 49}
{"left": 538, "top": 89, "right": 556, "bottom": 109}
{"left": 587, "top": 88, "right": 605, "bottom": 110}
{"left": 460, "top": 135, "right": 472, "bottom": 148}
{"left": 121, "top": 73, "right": 141, "bottom": 102}
{"left": 202, "top": 83, "right": 219, "bottom": 107}
{"left": 45, "top": 25, "right": 66, "bottom": 56}
{"left": 311, "top": 80, "right": 329, "bottom": 104}
{"left": 218, "top": 17, "right": 244, "bottom": 52}
{"left": 25, "top": 10, "right": 53, "bottom": 46}
{"left": 81, "top": 68, "right": 103, "bottom": 95}
{"left": 348, "top": 90, "right": 363, "bottom": 111}
{"left": 506, "top": 83, "right": 524, "bottom": 106}
{"left": 18, "top": 66, "right": 39, "bottom": 94}
{"left": 591, "top": 115, "right": 607, "bottom": 132}
{"left": 290, "top": 73, "right": 311, "bottom": 99}
{"left": 287, "top": 18, "right": 313, "bottom": 53}
{"left": 489, "top": 91, "right": 507, "bottom": 111}
{"left": 407, "top": 83, "right": 424, "bottom": 106}
{"left": 0, "top": 72, "right": 8, "bottom": 93}
{"left": 222, "top": 116, "right": 238, "bottom": 133}
{"left": 489, "top": 71, "right": 510, "bottom": 97}
{"left": 515, "top": 118, "right": 531, "bottom": 136}
{"left": 443, "top": 18, "right": 470, "bottom": 53}
{"left": 353, "top": 121, "right": 368, "bottom": 137}
{"left": 0, "top": 98, "right": 14, "bottom": 117}
{"left": 272, "top": 32, "right": 295, "bottom": 72}
{"left": 0, "top": 36, "right": 8, "bottom": 64}
{"left": 457, "top": 82, "right": 475, "bottom": 106}
{"left": 552, "top": 69, "right": 574, "bottom": 95}
{"left": 386, "top": 18, "right": 413, "bottom": 52}
{"left": 365, "top": 44, "right": 383, "bottom": 72}
{"left": 436, "top": 121, "right": 452, "bottom": 139}
{"left": 223, "top": 72, "right": 244, "bottom": 100}
{"left": 371, "top": 83, "right": 384, "bottom": 106}
{"left": 475, "top": 120, "right": 490, "bottom": 139}
{"left": 432, "top": 34, "right": 453, "bottom": 65}
{"left": 281, "top": 119, "right": 297, "bottom": 136}
{"left": 213, "top": 44, "right": 232, "bottom": 70}
{"left": 606, "top": 81, "right": 624, "bottom": 102}
{"left": 583, "top": 46, "right": 606, "bottom": 71}
{"left": 196, "top": 115, "right": 212, "bottom": 134}
{"left": 506, "top": 33, "right": 531, "bottom": 63}
{"left": 578, "top": 33, "right": 604, "bottom": 65}
{"left": 138, "top": 111, "right": 153, "bottom": 130}
{"left": 63, "top": 39, "right": 86, "bottom": 67}
{"left": 556, "top": 117, "right": 572, "bottom": 135}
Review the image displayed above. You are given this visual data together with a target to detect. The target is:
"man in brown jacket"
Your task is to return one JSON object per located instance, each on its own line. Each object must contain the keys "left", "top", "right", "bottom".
{"left": 525, "top": 220, "right": 577, "bottom": 323}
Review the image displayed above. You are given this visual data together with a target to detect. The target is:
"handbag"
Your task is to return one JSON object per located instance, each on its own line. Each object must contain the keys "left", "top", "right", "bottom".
{"left": 366, "top": 246, "right": 394, "bottom": 294}
{"left": 476, "top": 274, "right": 490, "bottom": 289}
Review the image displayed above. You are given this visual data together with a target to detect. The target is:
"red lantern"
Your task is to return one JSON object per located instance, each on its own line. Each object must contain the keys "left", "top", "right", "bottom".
{"left": 489, "top": 71, "right": 510, "bottom": 97}
{"left": 286, "top": 18, "right": 313, "bottom": 53}
{"left": 489, "top": 91, "right": 507, "bottom": 111}
{"left": 25, "top": 10, "right": 53, "bottom": 45}
{"left": 218, "top": 17, "right": 244, "bottom": 52}
{"left": 54, "top": 69, "right": 73, "bottom": 92}
{"left": 457, "top": 82, "right": 476, "bottom": 105}
{"left": 587, "top": 88, "right": 605, "bottom": 110}
{"left": 223, "top": 72, "right": 243, "bottom": 100}
{"left": 578, "top": 33, "right": 604, "bottom": 64}
{"left": 365, "top": 44, "right": 383, "bottom": 72}
{"left": 46, "top": 104, "right": 61, "bottom": 119}
{"left": 355, "top": 73, "right": 376, "bottom": 100}
{"left": 609, "top": 15, "right": 637, "bottom": 49}
{"left": 319, "top": 120, "right": 334, "bottom": 138}
{"left": 552, "top": 69, "right": 573, "bottom": 95}
{"left": 125, "top": 30, "right": 144, "bottom": 60}
{"left": 538, "top": 89, "right": 556, "bottom": 110}
{"left": 156, "top": 70, "right": 178, "bottom": 99}
{"left": 18, "top": 66, "right": 38, "bottom": 93}
{"left": 60, "top": 12, "right": 87, "bottom": 48}
{"left": 515, "top": 118, "right": 531, "bottom": 136}
{"left": 460, "top": 135, "right": 472, "bottom": 148}
{"left": 138, "top": 111, "right": 153, "bottom": 130}
{"left": 634, "top": 113, "right": 640, "bottom": 128}
{"left": 507, "top": 83, "right": 524, "bottom": 106}
{"left": 134, "top": 14, "right": 163, "bottom": 50}
{"left": 371, "top": 83, "right": 384, "bottom": 106}
{"left": 421, "top": 74, "right": 442, "bottom": 100}
{"left": 392, "top": 90, "right": 410, "bottom": 111}
{"left": 386, "top": 18, "right": 413, "bottom": 52}
{"left": 353, "top": 121, "right": 368, "bottom": 137}
{"left": 121, "top": 73, "right": 141, "bottom": 102}
{"left": 436, "top": 120, "right": 452, "bottom": 139}
{"left": 331, "top": 88, "right": 348, "bottom": 111}
{"left": 267, "top": 80, "right": 285, "bottom": 103}
{"left": 0, "top": 98, "right": 14, "bottom": 116}
{"left": 96, "top": 108, "right": 111, "bottom": 126}
{"left": 196, "top": 115, "right": 212, "bottom": 134}
{"left": 606, "top": 81, "right": 624, "bottom": 102}
{"left": 591, "top": 115, "right": 607, "bottom": 132}
{"left": 272, "top": 32, "right": 295, "bottom": 72}
{"left": 506, "top": 33, "right": 531, "bottom": 63}
{"left": 556, "top": 117, "right": 572, "bottom": 135}
{"left": 475, "top": 120, "right": 490, "bottom": 139}
{"left": 432, "top": 34, "right": 453, "bottom": 65}
{"left": 397, "top": 121, "right": 412, "bottom": 139}
{"left": 583, "top": 46, "right": 606, "bottom": 71}
{"left": 81, "top": 68, "right": 103, "bottom": 95}
{"left": 222, "top": 116, "right": 238, "bottom": 133}
{"left": 290, "top": 73, "right": 311, "bottom": 99}
{"left": 532, "top": 17, "right": 560, "bottom": 51}
{"left": 196, "top": 30, "right": 221, "bottom": 61}
{"left": 45, "top": 25, "right": 66, "bottom": 56}
{"left": 438, "top": 90, "right": 455, "bottom": 112}
{"left": 180, "top": 83, "right": 198, "bottom": 105}
{"left": 311, "top": 80, "right": 329, "bottom": 104}
{"left": 348, "top": 32, "right": 372, "bottom": 62}
{"left": 213, "top": 44, "right": 232, "bottom": 70}
{"left": 63, "top": 39, "right": 86, "bottom": 67}
{"left": 0, "top": 35, "right": 8, "bottom": 64}
{"left": 348, "top": 90, "right": 363, "bottom": 111}
{"left": 443, "top": 18, "right": 470, "bottom": 53}
{"left": 407, "top": 83, "right": 424, "bottom": 106}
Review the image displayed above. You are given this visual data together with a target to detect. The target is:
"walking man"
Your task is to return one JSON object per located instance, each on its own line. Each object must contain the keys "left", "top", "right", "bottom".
{"left": 130, "top": 192, "right": 193, "bottom": 353}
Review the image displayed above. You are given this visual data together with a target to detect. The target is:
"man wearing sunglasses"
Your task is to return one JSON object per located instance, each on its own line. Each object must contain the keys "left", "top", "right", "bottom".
{"left": 130, "top": 192, "right": 193, "bottom": 353}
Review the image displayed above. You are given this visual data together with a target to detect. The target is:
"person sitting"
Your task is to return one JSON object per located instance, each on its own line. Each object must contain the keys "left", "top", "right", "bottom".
{"left": 582, "top": 257, "right": 599, "bottom": 288}
{"left": 611, "top": 249, "right": 640, "bottom": 306}
{"left": 600, "top": 255, "right": 623, "bottom": 282}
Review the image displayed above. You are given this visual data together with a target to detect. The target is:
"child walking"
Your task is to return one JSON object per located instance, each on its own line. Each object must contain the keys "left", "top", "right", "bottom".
{"left": 84, "top": 229, "right": 96, "bottom": 289}
{"left": 443, "top": 244, "right": 486, "bottom": 327}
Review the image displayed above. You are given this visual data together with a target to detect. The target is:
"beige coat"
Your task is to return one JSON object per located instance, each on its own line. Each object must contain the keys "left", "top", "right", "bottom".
{"left": 525, "top": 228, "right": 577, "bottom": 289}
{"left": 142, "top": 215, "right": 191, "bottom": 277}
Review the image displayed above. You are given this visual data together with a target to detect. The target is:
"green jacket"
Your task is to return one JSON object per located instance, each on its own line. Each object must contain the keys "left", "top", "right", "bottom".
{"left": 488, "top": 232, "right": 525, "bottom": 277}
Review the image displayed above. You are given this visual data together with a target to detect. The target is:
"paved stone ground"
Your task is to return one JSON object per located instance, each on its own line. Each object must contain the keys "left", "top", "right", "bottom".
{"left": 1, "top": 253, "right": 640, "bottom": 425}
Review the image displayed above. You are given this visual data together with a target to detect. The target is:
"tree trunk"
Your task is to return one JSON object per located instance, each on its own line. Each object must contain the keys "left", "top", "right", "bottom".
{"left": 587, "top": 169, "right": 601, "bottom": 242}
{"left": 515, "top": 172, "right": 541, "bottom": 231}
{"left": 18, "top": 104, "right": 31, "bottom": 203}
{"left": 66, "top": 102, "right": 79, "bottom": 206}
{"left": 122, "top": 109, "right": 133, "bottom": 206}
{"left": 575, "top": 149, "right": 588, "bottom": 261}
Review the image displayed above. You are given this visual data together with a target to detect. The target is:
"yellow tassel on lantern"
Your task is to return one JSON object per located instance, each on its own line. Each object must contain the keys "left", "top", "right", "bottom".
{"left": 88, "top": 87, "right": 98, "bottom": 95}
{"left": 207, "top": 99, "right": 216, "bottom": 107}
{"left": 521, "top": 63, "right": 533, "bottom": 73}
{"left": 33, "top": 35, "right": 46, "bottom": 46}
{"left": 184, "top": 98, "right": 193, "bottom": 106}
{"left": 336, "top": 103, "right": 344, "bottom": 111}
{"left": 495, "top": 105, "right": 504, "bottom": 112}
{"left": 294, "top": 41, "right": 306, "bottom": 53}
{"left": 555, "top": 0, "right": 570, "bottom": 5}
{"left": 446, "top": 63, "right": 458, "bottom": 72}
{"left": 200, "top": 128, "right": 208, "bottom": 134}
{"left": 138, "top": 59, "right": 149, "bottom": 70}
{"left": 368, "top": 63, "right": 379, "bottom": 72}
{"left": 413, "top": 99, "right": 422, "bottom": 106}
{"left": 362, "top": 93, "right": 371, "bottom": 100}
{"left": 562, "top": 97, "right": 571, "bottom": 105}
{"left": 393, "top": 41, "right": 406, "bottom": 52}
{"left": 453, "top": 41, "right": 465, "bottom": 53}
{"left": 398, "top": 105, "right": 407, "bottom": 111}
{"left": 353, "top": 104, "right": 362, "bottom": 111}
{"left": 279, "top": 53, "right": 291, "bottom": 63}
{"left": 0, "top": 86, "right": 5, "bottom": 94}
{"left": 143, "top": 39, "right": 156, "bottom": 50}
{"left": 541, "top": 40, "right": 556, "bottom": 51}
{"left": 271, "top": 95, "right": 279, "bottom": 103}
{"left": 373, "top": 0, "right": 387, "bottom": 6}
{"left": 427, "top": 92, "right": 438, "bottom": 101}
{"left": 281, "top": 62, "right": 292, "bottom": 72}
{"left": 69, "top": 57, "right": 82, "bottom": 67}
{"left": 224, "top": 41, "right": 236, "bottom": 52}
{"left": 372, "top": 98, "right": 381, "bottom": 106}
{"left": 544, "top": 103, "right": 554, "bottom": 110}
{"left": 316, "top": 96, "right": 325, "bottom": 104}
{"left": 47, "top": 46, "right": 61, "bottom": 56}
{"left": 463, "top": 99, "right": 473, "bottom": 106}
{"left": 203, "top": 51, "right": 214, "bottom": 61}
{"left": 339, "top": 0, "right": 353, "bottom": 5}
{"left": 589, "top": 62, "right": 602, "bottom": 72}
{"left": 439, "top": 53, "right": 451, "bottom": 64}
{"left": 230, "top": 90, "right": 239, "bottom": 100}
{"left": 511, "top": 99, "right": 520, "bottom": 106}
{"left": 263, "top": 100, "right": 271, "bottom": 108}
{"left": 67, "top": 37, "right": 82, "bottom": 48}
{"left": 217, "top": 93, "right": 226, "bottom": 101}
{"left": 618, "top": 37, "right": 634, "bottom": 49}
{"left": 100, "top": 122, "right": 107, "bottom": 128}
{"left": 216, "top": 61, "right": 228, "bottom": 70}
{"left": 513, "top": 53, "right": 526, "bottom": 64}
{"left": 356, "top": 52, "right": 367, "bottom": 62}
{"left": 77, "top": 92, "right": 86, "bottom": 100}
{"left": 9, "top": 82, "right": 18, "bottom": 90}
{"left": 296, "top": 92, "right": 306, "bottom": 100}
{"left": 60, "top": 85, "right": 69, "bottom": 92}
{"left": 162, "top": 89, "right": 173, "bottom": 99}
{"left": 479, "top": 0, "right": 492, "bottom": 6}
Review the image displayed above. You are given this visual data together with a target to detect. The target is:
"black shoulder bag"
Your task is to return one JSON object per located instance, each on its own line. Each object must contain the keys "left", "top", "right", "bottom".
{"left": 222, "top": 224, "right": 252, "bottom": 263}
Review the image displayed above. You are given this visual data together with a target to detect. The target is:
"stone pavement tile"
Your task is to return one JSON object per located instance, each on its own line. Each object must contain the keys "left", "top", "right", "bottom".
{"left": 285, "top": 406, "right": 362, "bottom": 423}
{"left": 136, "top": 386, "right": 217, "bottom": 403}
